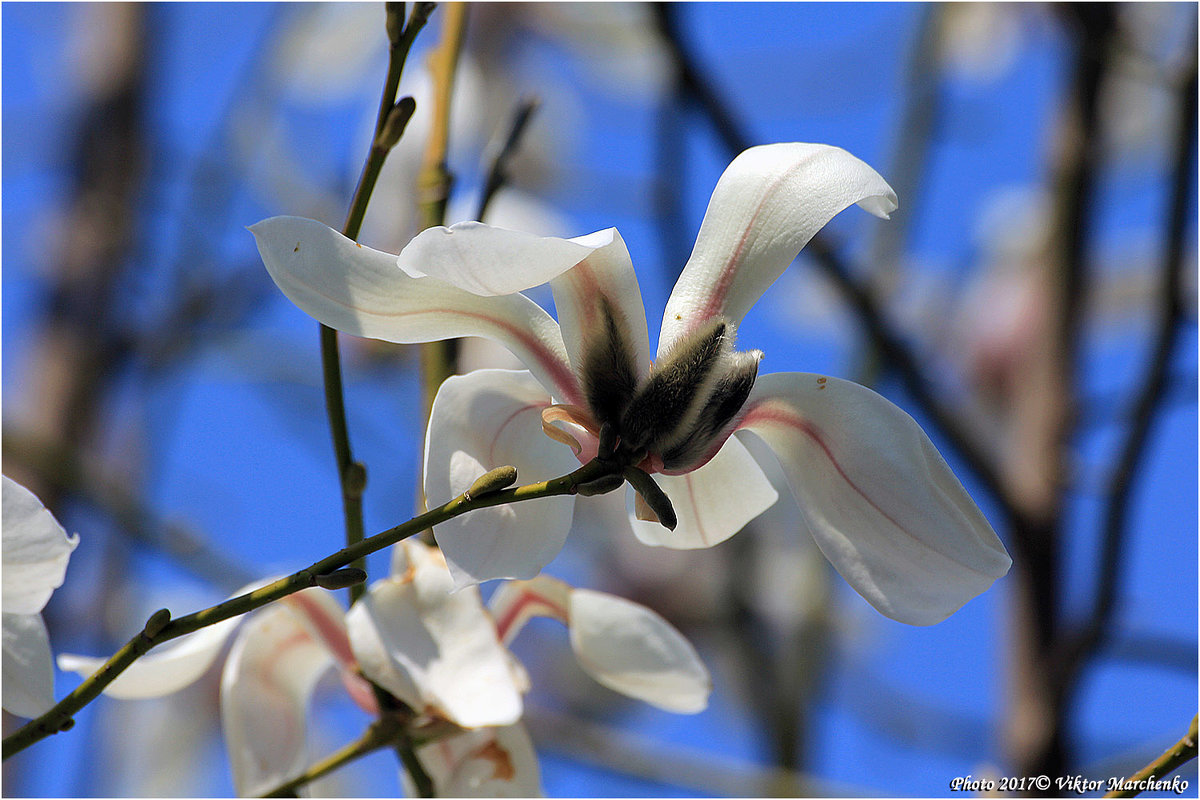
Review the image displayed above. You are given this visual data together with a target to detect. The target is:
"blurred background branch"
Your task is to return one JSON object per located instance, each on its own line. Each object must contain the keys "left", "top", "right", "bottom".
{"left": 2, "top": 3, "right": 1194, "bottom": 796}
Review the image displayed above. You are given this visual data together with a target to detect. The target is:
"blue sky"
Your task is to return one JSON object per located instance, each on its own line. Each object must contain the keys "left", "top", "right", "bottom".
{"left": 3, "top": 3, "right": 1196, "bottom": 797}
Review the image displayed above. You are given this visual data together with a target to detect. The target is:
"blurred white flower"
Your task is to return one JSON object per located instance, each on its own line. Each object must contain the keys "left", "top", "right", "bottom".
{"left": 2, "top": 476, "right": 78, "bottom": 718}
{"left": 59, "top": 580, "right": 364, "bottom": 796}
{"left": 59, "top": 538, "right": 707, "bottom": 796}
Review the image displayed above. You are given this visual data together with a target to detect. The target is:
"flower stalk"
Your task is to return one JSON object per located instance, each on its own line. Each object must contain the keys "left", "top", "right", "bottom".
{"left": 260, "top": 710, "right": 460, "bottom": 800}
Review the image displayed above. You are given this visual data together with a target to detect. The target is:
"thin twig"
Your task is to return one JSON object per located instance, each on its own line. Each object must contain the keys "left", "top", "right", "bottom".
{"left": 1103, "top": 715, "right": 1198, "bottom": 798}
{"left": 1055, "top": 23, "right": 1196, "bottom": 697}
{"left": 2, "top": 456, "right": 620, "bottom": 760}
{"left": 260, "top": 718, "right": 400, "bottom": 798}
{"left": 476, "top": 96, "right": 540, "bottom": 222}
{"left": 321, "top": 1, "right": 433, "bottom": 605}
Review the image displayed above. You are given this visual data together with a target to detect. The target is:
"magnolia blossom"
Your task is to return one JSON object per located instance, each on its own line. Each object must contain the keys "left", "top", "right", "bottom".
{"left": 3, "top": 476, "right": 78, "bottom": 718}
{"left": 252, "top": 142, "right": 1012, "bottom": 625}
{"left": 59, "top": 540, "right": 707, "bottom": 796}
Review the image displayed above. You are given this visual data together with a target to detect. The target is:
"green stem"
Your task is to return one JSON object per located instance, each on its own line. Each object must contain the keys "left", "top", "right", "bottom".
{"left": 322, "top": 2, "right": 433, "bottom": 604}
{"left": 1104, "top": 715, "right": 1198, "bottom": 798}
{"left": 260, "top": 719, "right": 397, "bottom": 798}
{"left": 2, "top": 457, "right": 617, "bottom": 760}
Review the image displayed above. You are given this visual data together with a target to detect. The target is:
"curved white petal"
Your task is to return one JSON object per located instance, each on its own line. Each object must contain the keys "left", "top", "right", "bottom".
{"left": 414, "top": 723, "right": 542, "bottom": 798}
{"left": 425, "top": 369, "right": 579, "bottom": 586}
{"left": 347, "top": 541, "right": 523, "bottom": 728}
{"left": 397, "top": 220, "right": 600, "bottom": 296}
{"left": 251, "top": 216, "right": 582, "bottom": 404}
{"left": 568, "top": 590, "right": 710, "bottom": 713}
{"left": 571, "top": 488, "right": 636, "bottom": 547}
{"left": 628, "top": 435, "right": 778, "bottom": 549}
{"left": 56, "top": 579, "right": 270, "bottom": 699}
{"left": 221, "top": 598, "right": 334, "bottom": 797}
{"left": 659, "top": 143, "right": 897, "bottom": 353}
{"left": 736, "top": 372, "right": 1012, "bottom": 625}
{"left": 488, "top": 576, "right": 571, "bottom": 645}
{"left": 280, "top": 587, "right": 355, "bottom": 670}
{"left": 2, "top": 476, "right": 78, "bottom": 615}
{"left": 549, "top": 227, "right": 653, "bottom": 383}
{"left": 2, "top": 613, "right": 55, "bottom": 718}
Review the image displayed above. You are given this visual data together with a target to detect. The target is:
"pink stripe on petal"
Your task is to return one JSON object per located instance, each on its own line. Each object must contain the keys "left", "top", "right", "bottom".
{"left": 739, "top": 403, "right": 911, "bottom": 540}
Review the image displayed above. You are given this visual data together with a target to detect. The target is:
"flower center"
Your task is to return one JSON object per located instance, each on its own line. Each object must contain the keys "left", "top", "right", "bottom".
{"left": 576, "top": 303, "right": 762, "bottom": 474}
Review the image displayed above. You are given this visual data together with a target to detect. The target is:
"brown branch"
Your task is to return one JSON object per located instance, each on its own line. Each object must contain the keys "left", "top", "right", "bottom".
{"left": 1055, "top": 21, "right": 1196, "bottom": 700}
{"left": 476, "top": 96, "right": 540, "bottom": 222}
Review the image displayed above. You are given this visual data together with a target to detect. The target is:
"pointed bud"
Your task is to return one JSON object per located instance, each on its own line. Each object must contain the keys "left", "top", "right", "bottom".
{"left": 142, "top": 608, "right": 172, "bottom": 639}
{"left": 620, "top": 317, "right": 729, "bottom": 454}
{"left": 385, "top": 2, "right": 406, "bottom": 45}
{"left": 315, "top": 568, "right": 368, "bottom": 591}
{"left": 345, "top": 461, "right": 368, "bottom": 497}
{"left": 466, "top": 465, "right": 518, "bottom": 499}
{"left": 377, "top": 96, "right": 417, "bottom": 150}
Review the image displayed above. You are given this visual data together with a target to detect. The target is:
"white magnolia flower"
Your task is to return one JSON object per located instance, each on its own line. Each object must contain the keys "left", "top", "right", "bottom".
{"left": 59, "top": 540, "right": 706, "bottom": 796}
{"left": 3, "top": 476, "right": 78, "bottom": 718}
{"left": 252, "top": 142, "right": 1012, "bottom": 625}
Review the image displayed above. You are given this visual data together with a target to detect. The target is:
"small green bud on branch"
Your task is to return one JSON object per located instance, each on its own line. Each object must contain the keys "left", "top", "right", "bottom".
{"left": 141, "top": 608, "right": 172, "bottom": 639}
{"left": 314, "top": 568, "right": 369, "bottom": 591}
{"left": 376, "top": 97, "right": 417, "bottom": 151}
{"left": 466, "top": 465, "right": 519, "bottom": 500}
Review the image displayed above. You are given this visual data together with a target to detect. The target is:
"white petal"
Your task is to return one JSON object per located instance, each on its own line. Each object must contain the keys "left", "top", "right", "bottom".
{"left": 55, "top": 578, "right": 270, "bottom": 699}
{"left": 488, "top": 576, "right": 571, "bottom": 645}
{"left": 549, "top": 227, "right": 653, "bottom": 383}
{"left": 736, "top": 372, "right": 1012, "bottom": 625}
{"left": 2, "top": 613, "right": 55, "bottom": 718}
{"left": 280, "top": 587, "right": 355, "bottom": 670}
{"left": 250, "top": 216, "right": 583, "bottom": 404}
{"left": 571, "top": 489, "right": 636, "bottom": 547}
{"left": 221, "top": 598, "right": 334, "bottom": 797}
{"left": 659, "top": 143, "right": 897, "bottom": 353}
{"left": 397, "top": 220, "right": 599, "bottom": 296}
{"left": 347, "top": 541, "right": 523, "bottom": 728}
{"left": 628, "top": 435, "right": 778, "bottom": 549}
{"left": 568, "top": 590, "right": 710, "bottom": 713}
{"left": 424, "top": 369, "right": 579, "bottom": 586}
{"left": 2, "top": 476, "right": 78, "bottom": 615}
{"left": 414, "top": 723, "right": 542, "bottom": 797}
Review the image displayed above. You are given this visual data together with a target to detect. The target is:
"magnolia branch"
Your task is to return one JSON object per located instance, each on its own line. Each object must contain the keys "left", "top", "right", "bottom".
{"left": 320, "top": 1, "right": 432, "bottom": 604}
{"left": 1, "top": 456, "right": 621, "bottom": 760}
{"left": 1104, "top": 715, "right": 1198, "bottom": 799}
{"left": 1054, "top": 31, "right": 1196, "bottom": 698}
{"left": 259, "top": 709, "right": 460, "bottom": 798}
